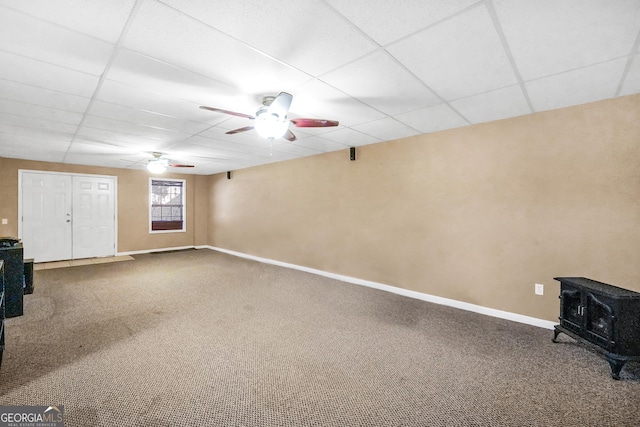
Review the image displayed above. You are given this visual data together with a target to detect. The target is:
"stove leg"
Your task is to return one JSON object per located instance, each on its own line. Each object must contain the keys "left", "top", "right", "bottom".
{"left": 605, "top": 355, "right": 625, "bottom": 380}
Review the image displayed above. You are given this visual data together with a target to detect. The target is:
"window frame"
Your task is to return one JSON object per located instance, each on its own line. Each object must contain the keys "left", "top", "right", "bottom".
{"left": 149, "top": 177, "right": 186, "bottom": 234}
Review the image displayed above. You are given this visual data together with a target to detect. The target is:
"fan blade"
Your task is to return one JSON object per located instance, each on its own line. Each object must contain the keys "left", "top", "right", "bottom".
{"left": 284, "top": 129, "right": 297, "bottom": 142}
{"left": 199, "top": 106, "right": 254, "bottom": 119}
{"left": 169, "top": 164, "right": 195, "bottom": 168}
{"left": 290, "top": 118, "right": 339, "bottom": 128}
{"left": 226, "top": 125, "right": 255, "bottom": 135}
{"left": 267, "top": 92, "right": 293, "bottom": 119}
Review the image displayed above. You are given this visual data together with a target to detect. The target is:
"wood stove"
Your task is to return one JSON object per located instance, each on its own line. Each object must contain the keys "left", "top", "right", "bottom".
{"left": 553, "top": 277, "right": 640, "bottom": 379}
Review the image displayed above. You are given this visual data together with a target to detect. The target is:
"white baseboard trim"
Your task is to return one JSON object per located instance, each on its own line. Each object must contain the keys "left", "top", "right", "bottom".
{"left": 206, "top": 245, "right": 557, "bottom": 330}
{"left": 117, "top": 245, "right": 196, "bottom": 256}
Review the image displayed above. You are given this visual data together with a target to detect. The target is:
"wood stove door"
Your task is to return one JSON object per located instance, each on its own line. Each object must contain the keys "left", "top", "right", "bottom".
{"left": 584, "top": 293, "right": 615, "bottom": 351}
{"left": 560, "top": 286, "right": 583, "bottom": 335}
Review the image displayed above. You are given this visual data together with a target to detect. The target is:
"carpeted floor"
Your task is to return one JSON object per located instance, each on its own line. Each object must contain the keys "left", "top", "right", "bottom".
{"left": 34, "top": 255, "right": 135, "bottom": 270}
{"left": 1, "top": 249, "right": 638, "bottom": 426}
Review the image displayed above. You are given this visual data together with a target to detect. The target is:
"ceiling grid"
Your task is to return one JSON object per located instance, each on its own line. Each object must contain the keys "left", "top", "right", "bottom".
{"left": 0, "top": 0, "right": 638, "bottom": 173}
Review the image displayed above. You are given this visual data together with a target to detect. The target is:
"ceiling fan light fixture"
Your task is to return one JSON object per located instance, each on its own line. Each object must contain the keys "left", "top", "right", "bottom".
{"left": 201, "top": 92, "right": 337, "bottom": 142}
{"left": 147, "top": 158, "right": 169, "bottom": 174}
{"left": 254, "top": 113, "right": 289, "bottom": 140}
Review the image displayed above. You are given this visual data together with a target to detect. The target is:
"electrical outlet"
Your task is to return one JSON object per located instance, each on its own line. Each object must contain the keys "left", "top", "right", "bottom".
{"left": 535, "top": 283, "right": 544, "bottom": 295}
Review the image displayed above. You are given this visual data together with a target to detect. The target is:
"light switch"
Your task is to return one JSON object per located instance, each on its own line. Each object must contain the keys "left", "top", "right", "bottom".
{"left": 1, "top": 218, "right": 7, "bottom": 225}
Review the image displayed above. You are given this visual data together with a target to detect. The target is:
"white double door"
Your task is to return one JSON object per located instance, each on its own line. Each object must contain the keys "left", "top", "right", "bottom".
{"left": 20, "top": 171, "right": 116, "bottom": 263}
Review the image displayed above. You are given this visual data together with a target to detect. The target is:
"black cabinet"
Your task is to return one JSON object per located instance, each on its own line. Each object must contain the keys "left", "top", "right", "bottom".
{"left": 24, "top": 258, "right": 34, "bottom": 295}
{"left": 553, "top": 277, "right": 640, "bottom": 379}
{"left": 1, "top": 260, "right": 5, "bottom": 368}
{"left": 0, "top": 241, "right": 24, "bottom": 318}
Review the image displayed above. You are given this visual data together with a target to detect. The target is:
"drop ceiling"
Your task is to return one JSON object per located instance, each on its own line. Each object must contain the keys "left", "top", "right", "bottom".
{"left": 0, "top": 0, "right": 639, "bottom": 175}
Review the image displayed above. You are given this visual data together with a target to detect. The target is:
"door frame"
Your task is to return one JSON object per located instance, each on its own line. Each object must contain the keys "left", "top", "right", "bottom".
{"left": 18, "top": 169, "right": 119, "bottom": 260}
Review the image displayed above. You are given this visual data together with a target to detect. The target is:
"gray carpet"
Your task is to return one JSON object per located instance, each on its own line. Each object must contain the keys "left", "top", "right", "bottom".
{"left": 1, "top": 249, "right": 638, "bottom": 426}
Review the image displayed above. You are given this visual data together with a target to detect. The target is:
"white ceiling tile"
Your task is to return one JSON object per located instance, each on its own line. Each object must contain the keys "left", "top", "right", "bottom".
{"left": 96, "top": 80, "right": 218, "bottom": 125}
{"left": 169, "top": 143, "right": 247, "bottom": 161}
{"left": 63, "top": 149, "right": 159, "bottom": 171}
{"left": 291, "top": 124, "right": 342, "bottom": 138}
{"left": 0, "top": 51, "right": 100, "bottom": 97}
{"left": 122, "top": 1, "right": 312, "bottom": 93}
{"left": 0, "top": 147, "right": 65, "bottom": 163}
{"left": 267, "top": 141, "right": 323, "bottom": 157}
{"left": 326, "top": 0, "right": 480, "bottom": 45}
{"left": 0, "top": 80, "right": 90, "bottom": 113}
{"left": 63, "top": 154, "right": 133, "bottom": 170}
{"left": 88, "top": 101, "right": 210, "bottom": 135}
{"left": 527, "top": 58, "right": 627, "bottom": 112}
{"left": 450, "top": 85, "right": 531, "bottom": 124}
{"left": 162, "top": 0, "right": 378, "bottom": 75}
{"left": 352, "top": 117, "right": 420, "bottom": 141}
{"left": 0, "top": 112, "right": 78, "bottom": 135}
{"left": 0, "top": 133, "right": 71, "bottom": 150}
{"left": 0, "top": 99, "right": 83, "bottom": 125}
{"left": 0, "top": 136, "right": 69, "bottom": 152}
{"left": 107, "top": 49, "right": 237, "bottom": 106}
{"left": 63, "top": 139, "right": 146, "bottom": 169}
{"left": 319, "top": 127, "right": 383, "bottom": 147}
{"left": 81, "top": 116, "right": 193, "bottom": 143}
{"left": 191, "top": 165, "right": 228, "bottom": 175}
{"left": 181, "top": 136, "right": 259, "bottom": 155}
{"left": 619, "top": 54, "right": 640, "bottom": 96}
{"left": 290, "top": 79, "right": 385, "bottom": 127}
{"left": 290, "top": 136, "right": 350, "bottom": 153}
{"left": 321, "top": 51, "right": 441, "bottom": 115}
{"left": 0, "top": 133, "right": 69, "bottom": 162}
{"left": 68, "top": 138, "right": 144, "bottom": 156}
{"left": 220, "top": 156, "right": 266, "bottom": 169}
{"left": 395, "top": 104, "right": 469, "bottom": 134}
{"left": 495, "top": 0, "right": 640, "bottom": 80}
{"left": 0, "top": 8, "right": 115, "bottom": 76}
{"left": 172, "top": 156, "right": 232, "bottom": 169}
{"left": 0, "top": 0, "right": 136, "bottom": 43}
{"left": 165, "top": 143, "right": 227, "bottom": 162}
{"left": 0, "top": 123, "right": 74, "bottom": 142}
{"left": 75, "top": 126, "right": 172, "bottom": 152}
{"left": 235, "top": 158, "right": 274, "bottom": 171}
{"left": 251, "top": 146, "right": 302, "bottom": 162}
{"left": 387, "top": 4, "right": 517, "bottom": 100}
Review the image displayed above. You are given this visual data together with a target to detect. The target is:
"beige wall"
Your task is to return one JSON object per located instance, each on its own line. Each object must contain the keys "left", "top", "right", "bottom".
{"left": 209, "top": 94, "right": 640, "bottom": 322}
{"left": 193, "top": 174, "right": 210, "bottom": 247}
{"left": 0, "top": 158, "right": 200, "bottom": 253}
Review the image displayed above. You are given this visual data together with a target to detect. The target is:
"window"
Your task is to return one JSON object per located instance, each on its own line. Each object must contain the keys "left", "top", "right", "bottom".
{"left": 150, "top": 178, "right": 186, "bottom": 232}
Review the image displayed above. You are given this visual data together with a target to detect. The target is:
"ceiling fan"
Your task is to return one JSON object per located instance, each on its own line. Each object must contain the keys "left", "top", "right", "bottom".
{"left": 147, "top": 152, "right": 194, "bottom": 174}
{"left": 200, "top": 92, "right": 339, "bottom": 141}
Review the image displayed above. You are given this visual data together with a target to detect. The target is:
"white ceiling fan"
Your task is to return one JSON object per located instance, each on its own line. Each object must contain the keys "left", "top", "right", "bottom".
{"left": 146, "top": 152, "right": 194, "bottom": 174}
{"left": 200, "top": 92, "right": 339, "bottom": 141}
